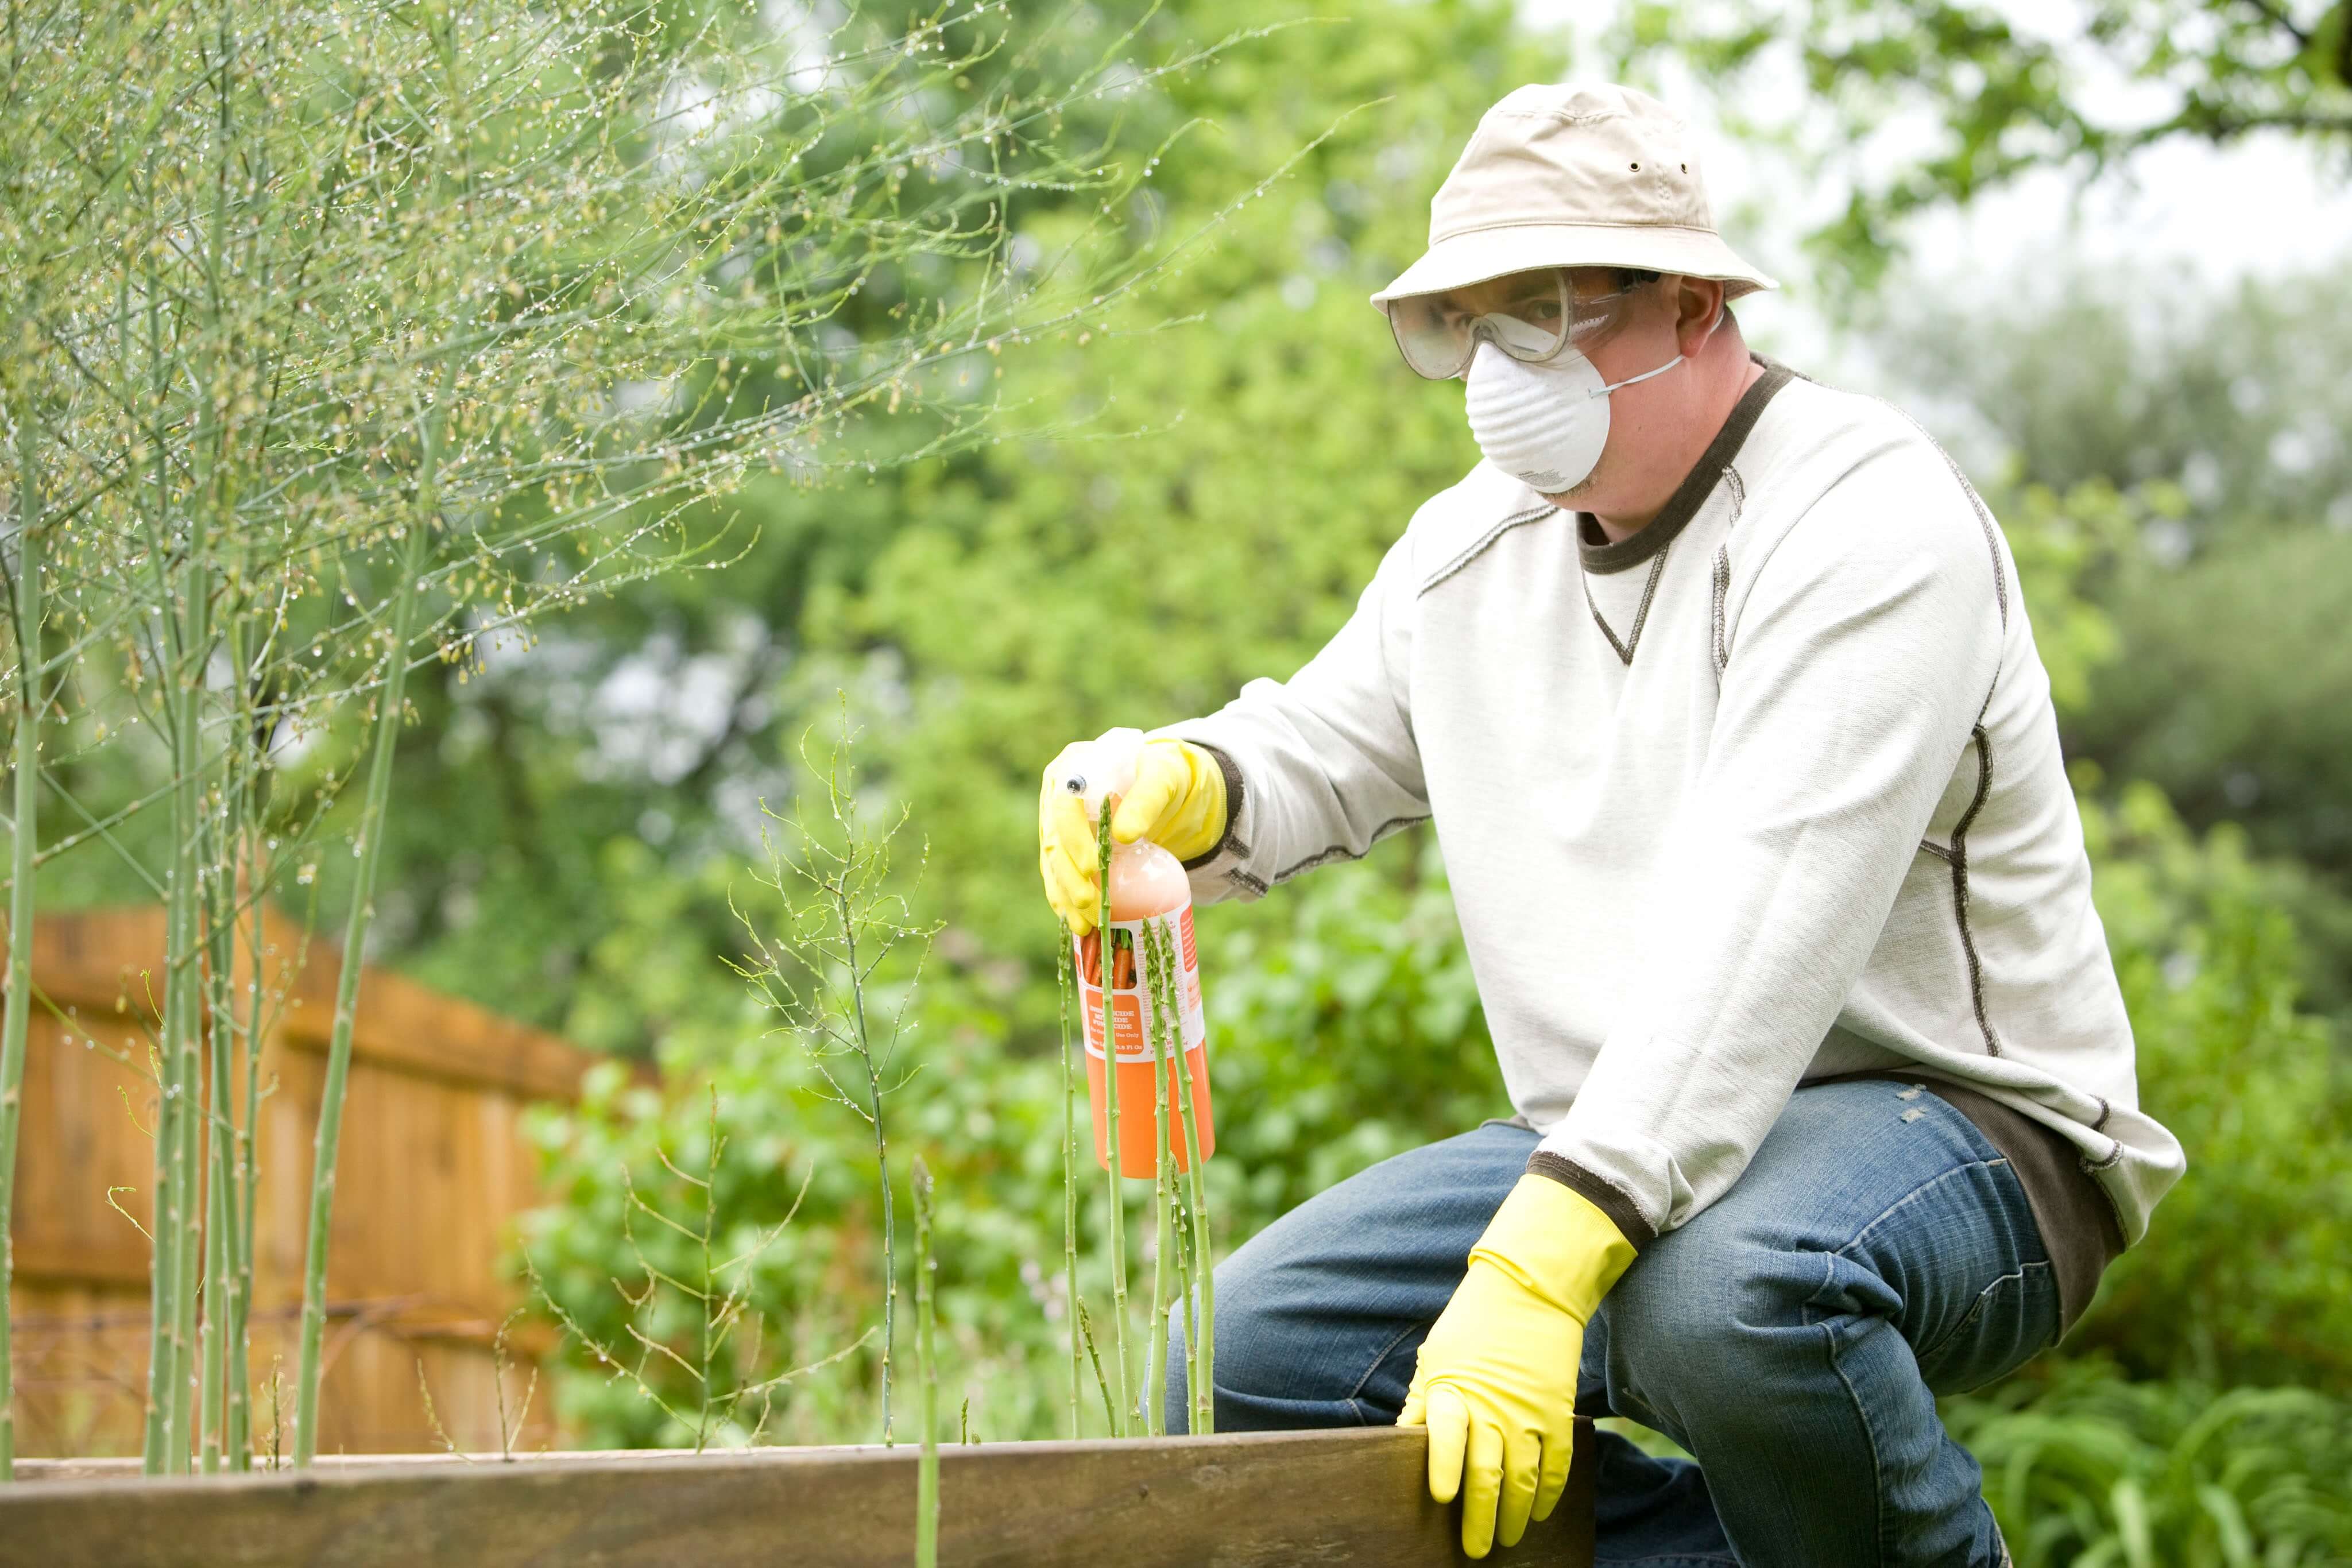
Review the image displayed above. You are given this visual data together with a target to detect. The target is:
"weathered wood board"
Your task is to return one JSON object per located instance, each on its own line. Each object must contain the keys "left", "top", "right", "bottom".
{"left": 0, "top": 1423, "right": 1597, "bottom": 1567}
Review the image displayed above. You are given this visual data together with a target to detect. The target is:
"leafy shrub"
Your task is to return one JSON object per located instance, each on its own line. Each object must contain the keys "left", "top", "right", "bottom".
{"left": 519, "top": 833, "right": 1504, "bottom": 1445}
{"left": 2072, "top": 783, "right": 2352, "bottom": 1392}
{"left": 1945, "top": 1366, "right": 2352, "bottom": 1567}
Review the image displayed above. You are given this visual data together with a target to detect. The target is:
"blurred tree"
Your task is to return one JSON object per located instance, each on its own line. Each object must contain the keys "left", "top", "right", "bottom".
{"left": 1615, "top": 0, "right": 2352, "bottom": 285}
{"left": 1862, "top": 264, "right": 2352, "bottom": 543}
{"left": 351, "top": 0, "right": 1549, "bottom": 1055}
{"left": 2074, "top": 532, "right": 2352, "bottom": 1012}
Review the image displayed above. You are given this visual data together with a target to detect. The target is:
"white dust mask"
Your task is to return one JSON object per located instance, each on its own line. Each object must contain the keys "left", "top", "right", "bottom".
{"left": 1463, "top": 338, "right": 1687, "bottom": 495}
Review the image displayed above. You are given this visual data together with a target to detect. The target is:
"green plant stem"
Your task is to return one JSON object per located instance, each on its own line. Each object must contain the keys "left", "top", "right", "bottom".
{"left": 1074, "top": 1298, "right": 1118, "bottom": 1435}
{"left": 1144, "top": 917, "right": 1177, "bottom": 1438}
{"left": 196, "top": 768, "right": 249, "bottom": 1472}
{"left": 156, "top": 526, "right": 211, "bottom": 1474}
{"left": 1145, "top": 920, "right": 1196, "bottom": 1430}
{"left": 134, "top": 240, "right": 180, "bottom": 1472}
{"left": 1057, "top": 926, "right": 1081, "bottom": 1439}
{"left": 1178, "top": 1193, "right": 1200, "bottom": 1428}
{"left": 1093, "top": 807, "right": 1128, "bottom": 1435}
{"left": 168, "top": 2, "right": 244, "bottom": 1466}
{"left": 291, "top": 401, "right": 440, "bottom": 1466}
{"left": 1167, "top": 912, "right": 1215, "bottom": 1437}
{"left": 912, "top": 1156, "right": 938, "bottom": 1568}
{"left": 219, "top": 546, "right": 262, "bottom": 1472}
{"left": 0, "top": 400, "right": 44, "bottom": 1482}
{"left": 1147, "top": 919, "right": 1200, "bottom": 1431}
{"left": 198, "top": 806, "right": 237, "bottom": 1473}
{"left": 838, "top": 886, "right": 897, "bottom": 1449}
{"left": 226, "top": 858, "right": 263, "bottom": 1469}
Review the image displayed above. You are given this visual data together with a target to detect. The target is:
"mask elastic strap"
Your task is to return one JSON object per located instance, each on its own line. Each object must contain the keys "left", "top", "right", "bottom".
{"left": 1588, "top": 295, "right": 1726, "bottom": 397}
{"left": 1588, "top": 353, "right": 1685, "bottom": 400}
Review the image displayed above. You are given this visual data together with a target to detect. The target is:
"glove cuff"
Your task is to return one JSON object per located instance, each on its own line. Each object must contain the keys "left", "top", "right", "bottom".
{"left": 1150, "top": 739, "right": 1229, "bottom": 862}
{"left": 1469, "top": 1174, "right": 1636, "bottom": 1323}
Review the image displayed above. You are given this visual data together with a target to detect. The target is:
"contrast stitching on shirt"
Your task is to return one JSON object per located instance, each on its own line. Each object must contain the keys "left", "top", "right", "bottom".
{"left": 1224, "top": 862, "right": 1268, "bottom": 897}
{"left": 1710, "top": 549, "right": 1731, "bottom": 672}
{"left": 1948, "top": 725, "right": 2003, "bottom": 1058}
{"left": 1704, "top": 467, "right": 1751, "bottom": 676}
{"left": 1417, "top": 504, "right": 1555, "bottom": 598}
{"left": 1585, "top": 543, "right": 1672, "bottom": 665}
{"left": 1270, "top": 815, "right": 1429, "bottom": 885}
{"left": 2077, "top": 1153, "right": 2132, "bottom": 1244}
{"left": 1707, "top": 468, "right": 1748, "bottom": 675}
{"left": 1918, "top": 838, "right": 1956, "bottom": 864}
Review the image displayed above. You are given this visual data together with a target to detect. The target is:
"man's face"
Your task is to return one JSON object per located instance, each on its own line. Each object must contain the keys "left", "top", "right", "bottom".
{"left": 1429, "top": 266, "right": 1725, "bottom": 510}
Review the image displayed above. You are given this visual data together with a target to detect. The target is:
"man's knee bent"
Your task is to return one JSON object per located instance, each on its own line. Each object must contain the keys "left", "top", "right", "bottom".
{"left": 1596, "top": 1217, "right": 1842, "bottom": 1433}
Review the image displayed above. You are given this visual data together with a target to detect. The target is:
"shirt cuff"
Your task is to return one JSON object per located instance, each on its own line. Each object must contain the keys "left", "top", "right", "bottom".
{"left": 1525, "top": 1151, "right": 1657, "bottom": 1248}
{"left": 1177, "top": 740, "right": 1247, "bottom": 873}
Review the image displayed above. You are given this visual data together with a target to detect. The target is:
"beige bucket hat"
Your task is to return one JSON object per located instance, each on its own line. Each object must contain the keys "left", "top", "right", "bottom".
{"left": 1371, "top": 83, "right": 1777, "bottom": 306}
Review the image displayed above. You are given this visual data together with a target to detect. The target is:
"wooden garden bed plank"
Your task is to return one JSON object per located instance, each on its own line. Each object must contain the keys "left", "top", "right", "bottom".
{"left": 0, "top": 1424, "right": 1596, "bottom": 1567}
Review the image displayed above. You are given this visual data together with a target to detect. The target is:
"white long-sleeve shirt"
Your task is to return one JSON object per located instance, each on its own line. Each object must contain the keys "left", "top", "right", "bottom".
{"left": 1163, "top": 361, "right": 2183, "bottom": 1248}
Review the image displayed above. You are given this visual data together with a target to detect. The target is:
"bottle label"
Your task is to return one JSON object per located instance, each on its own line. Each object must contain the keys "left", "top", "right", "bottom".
{"left": 1076, "top": 907, "right": 1205, "bottom": 1062}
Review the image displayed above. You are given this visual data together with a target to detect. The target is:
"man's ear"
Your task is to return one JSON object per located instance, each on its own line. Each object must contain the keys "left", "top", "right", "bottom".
{"left": 1672, "top": 276, "right": 1727, "bottom": 355}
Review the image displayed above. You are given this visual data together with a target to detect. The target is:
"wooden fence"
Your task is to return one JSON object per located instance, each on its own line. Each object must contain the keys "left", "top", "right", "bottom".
{"left": 6, "top": 907, "right": 611, "bottom": 1458}
{"left": 0, "top": 1426, "right": 1600, "bottom": 1566}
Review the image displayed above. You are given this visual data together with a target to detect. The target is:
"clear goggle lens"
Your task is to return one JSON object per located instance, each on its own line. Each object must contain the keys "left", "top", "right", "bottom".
{"left": 1384, "top": 270, "right": 1643, "bottom": 380}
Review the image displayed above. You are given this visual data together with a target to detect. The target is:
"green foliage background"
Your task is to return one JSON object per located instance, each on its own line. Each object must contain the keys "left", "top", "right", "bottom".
{"left": 429, "top": 2, "right": 2352, "bottom": 1558}
{"left": 20, "top": 0, "right": 2352, "bottom": 1556}
{"left": 512, "top": 6, "right": 2352, "bottom": 1558}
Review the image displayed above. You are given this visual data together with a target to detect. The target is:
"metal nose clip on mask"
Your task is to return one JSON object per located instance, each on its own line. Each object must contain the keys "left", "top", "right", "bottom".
{"left": 1463, "top": 337, "right": 1690, "bottom": 496}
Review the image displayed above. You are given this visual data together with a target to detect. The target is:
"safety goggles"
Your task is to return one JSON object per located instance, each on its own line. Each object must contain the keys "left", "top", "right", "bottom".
{"left": 1383, "top": 268, "right": 1649, "bottom": 381}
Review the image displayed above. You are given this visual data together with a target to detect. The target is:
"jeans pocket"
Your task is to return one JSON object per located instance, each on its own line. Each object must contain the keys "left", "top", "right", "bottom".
{"left": 1913, "top": 1260, "right": 2059, "bottom": 1394}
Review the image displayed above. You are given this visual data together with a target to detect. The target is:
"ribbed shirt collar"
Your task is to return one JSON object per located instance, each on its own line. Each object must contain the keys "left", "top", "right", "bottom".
{"left": 1577, "top": 357, "right": 1796, "bottom": 576}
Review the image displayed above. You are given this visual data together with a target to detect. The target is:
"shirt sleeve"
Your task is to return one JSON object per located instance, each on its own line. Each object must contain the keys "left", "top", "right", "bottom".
{"left": 1152, "top": 532, "right": 1428, "bottom": 904}
{"left": 1531, "top": 450, "right": 2007, "bottom": 1242}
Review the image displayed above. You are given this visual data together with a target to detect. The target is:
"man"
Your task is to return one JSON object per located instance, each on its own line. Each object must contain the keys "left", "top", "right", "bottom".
{"left": 1037, "top": 83, "right": 2183, "bottom": 1566}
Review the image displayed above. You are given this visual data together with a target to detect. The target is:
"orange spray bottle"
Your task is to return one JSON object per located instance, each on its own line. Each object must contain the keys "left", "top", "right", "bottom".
{"left": 1063, "top": 730, "right": 1217, "bottom": 1178}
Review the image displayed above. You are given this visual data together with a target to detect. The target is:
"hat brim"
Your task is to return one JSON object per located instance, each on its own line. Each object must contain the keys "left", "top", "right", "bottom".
{"left": 1369, "top": 223, "right": 1777, "bottom": 307}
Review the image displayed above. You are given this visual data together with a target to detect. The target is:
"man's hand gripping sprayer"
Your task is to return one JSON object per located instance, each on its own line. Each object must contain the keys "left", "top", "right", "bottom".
{"left": 1045, "top": 730, "right": 1220, "bottom": 1178}
{"left": 1042, "top": 730, "right": 1223, "bottom": 1434}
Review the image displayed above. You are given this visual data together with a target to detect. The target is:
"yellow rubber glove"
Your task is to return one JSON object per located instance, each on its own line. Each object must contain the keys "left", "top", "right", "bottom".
{"left": 1399, "top": 1175, "right": 1636, "bottom": 1559}
{"left": 1037, "top": 737, "right": 1227, "bottom": 935}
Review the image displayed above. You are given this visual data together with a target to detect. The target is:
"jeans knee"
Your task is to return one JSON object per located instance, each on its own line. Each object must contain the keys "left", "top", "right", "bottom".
{"left": 1195, "top": 1252, "right": 1282, "bottom": 1399}
{"left": 1601, "top": 1230, "right": 1823, "bottom": 1429}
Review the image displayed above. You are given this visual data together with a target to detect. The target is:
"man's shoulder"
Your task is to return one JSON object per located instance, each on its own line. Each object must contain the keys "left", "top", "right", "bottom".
{"left": 1395, "top": 460, "right": 1558, "bottom": 597}
{"left": 1746, "top": 366, "right": 1939, "bottom": 478}
{"left": 1736, "top": 369, "right": 2012, "bottom": 603}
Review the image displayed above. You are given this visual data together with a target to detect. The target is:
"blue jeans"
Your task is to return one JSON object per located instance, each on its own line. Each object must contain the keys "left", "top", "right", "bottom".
{"left": 1164, "top": 1080, "right": 2055, "bottom": 1567}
